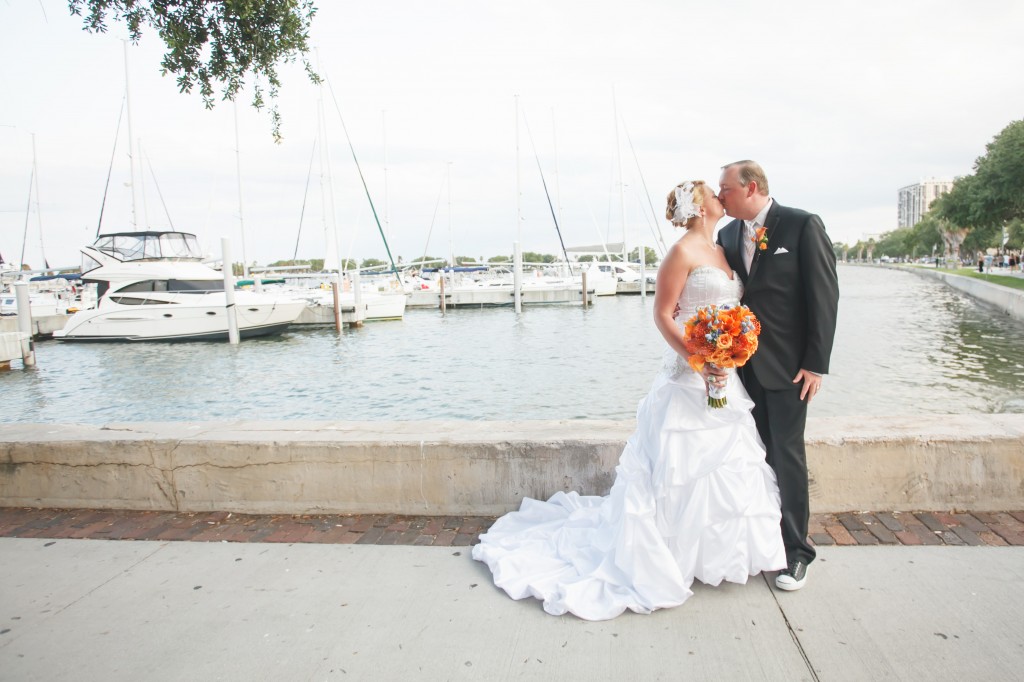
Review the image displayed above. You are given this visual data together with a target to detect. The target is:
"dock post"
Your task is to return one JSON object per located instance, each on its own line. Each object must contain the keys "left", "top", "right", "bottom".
{"left": 439, "top": 273, "right": 446, "bottom": 315}
{"left": 513, "top": 241, "right": 523, "bottom": 313}
{"left": 332, "top": 275, "right": 342, "bottom": 332}
{"left": 582, "top": 270, "right": 589, "bottom": 307}
{"left": 13, "top": 282, "right": 36, "bottom": 367}
{"left": 220, "top": 238, "right": 240, "bottom": 344}
{"left": 352, "top": 267, "right": 364, "bottom": 327}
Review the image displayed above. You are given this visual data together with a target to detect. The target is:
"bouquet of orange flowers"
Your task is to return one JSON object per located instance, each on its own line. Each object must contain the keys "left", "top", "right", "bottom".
{"left": 682, "top": 304, "right": 761, "bottom": 407}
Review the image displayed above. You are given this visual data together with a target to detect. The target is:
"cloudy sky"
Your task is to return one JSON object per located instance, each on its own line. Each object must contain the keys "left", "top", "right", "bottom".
{"left": 2, "top": 0, "right": 1023, "bottom": 270}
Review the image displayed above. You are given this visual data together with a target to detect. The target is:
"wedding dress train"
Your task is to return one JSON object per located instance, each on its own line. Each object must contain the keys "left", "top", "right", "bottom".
{"left": 472, "top": 266, "right": 787, "bottom": 620}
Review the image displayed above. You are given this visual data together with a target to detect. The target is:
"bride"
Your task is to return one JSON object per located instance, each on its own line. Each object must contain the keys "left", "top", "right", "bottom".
{"left": 472, "top": 180, "right": 787, "bottom": 621}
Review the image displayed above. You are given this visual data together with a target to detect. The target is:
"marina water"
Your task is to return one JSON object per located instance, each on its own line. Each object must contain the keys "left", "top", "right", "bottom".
{"left": 5, "top": 265, "right": 1023, "bottom": 424}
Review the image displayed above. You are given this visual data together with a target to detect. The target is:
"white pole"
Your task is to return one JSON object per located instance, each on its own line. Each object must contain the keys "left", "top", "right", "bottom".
{"left": 513, "top": 241, "right": 523, "bottom": 313}
{"left": 382, "top": 109, "right": 390, "bottom": 244}
{"left": 352, "top": 267, "right": 364, "bottom": 326}
{"left": 233, "top": 102, "right": 250, "bottom": 278}
{"left": 13, "top": 282, "right": 36, "bottom": 367}
{"left": 638, "top": 238, "right": 647, "bottom": 300}
{"left": 221, "top": 238, "right": 240, "bottom": 344}
{"left": 447, "top": 162, "right": 454, "bottom": 268}
{"left": 514, "top": 96, "right": 523, "bottom": 313}
{"left": 613, "top": 89, "right": 628, "bottom": 267}
{"left": 30, "top": 133, "right": 47, "bottom": 268}
{"left": 123, "top": 41, "right": 139, "bottom": 230}
{"left": 138, "top": 138, "right": 151, "bottom": 229}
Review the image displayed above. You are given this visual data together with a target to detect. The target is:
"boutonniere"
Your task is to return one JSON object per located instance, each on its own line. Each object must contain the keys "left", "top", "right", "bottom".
{"left": 752, "top": 226, "right": 769, "bottom": 252}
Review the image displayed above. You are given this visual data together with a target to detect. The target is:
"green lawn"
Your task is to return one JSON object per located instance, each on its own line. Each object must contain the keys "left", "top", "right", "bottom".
{"left": 899, "top": 263, "right": 1024, "bottom": 290}
{"left": 950, "top": 268, "right": 1024, "bottom": 290}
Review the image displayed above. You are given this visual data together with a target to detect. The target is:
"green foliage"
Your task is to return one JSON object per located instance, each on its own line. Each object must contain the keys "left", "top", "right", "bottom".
{"left": 488, "top": 255, "right": 511, "bottom": 263}
{"left": 907, "top": 213, "right": 943, "bottom": 256}
{"left": 268, "top": 258, "right": 323, "bottom": 270}
{"left": 69, "top": 0, "right": 320, "bottom": 142}
{"left": 874, "top": 228, "right": 912, "bottom": 258}
{"left": 360, "top": 258, "right": 388, "bottom": 269}
{"left": 522, "top": 251, "right": 557, "bottom": 264}
{"left": 628, "top": 246, "right": 659, "bottom": 265}
{"left": 410, "top": 256, "right": 443, "bottom": 266}
{"left": 953, "top": 269, "right": 1024, "bottom": 291}
{"left": 938, "top": 119, "right": 1024, "bottom": 229}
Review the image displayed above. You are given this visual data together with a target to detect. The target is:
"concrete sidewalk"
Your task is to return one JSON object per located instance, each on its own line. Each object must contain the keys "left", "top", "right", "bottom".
{"left": 1, "top": 539, "right": 1022, "bottom": 681}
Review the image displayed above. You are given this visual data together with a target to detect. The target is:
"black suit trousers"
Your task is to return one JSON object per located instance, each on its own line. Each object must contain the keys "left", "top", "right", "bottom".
{"left": 740, "top": 364, "right": 816, "bottom": 565}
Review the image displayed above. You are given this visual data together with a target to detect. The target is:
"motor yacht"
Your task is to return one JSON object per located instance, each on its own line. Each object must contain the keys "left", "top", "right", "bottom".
{"left": 53, "top": 231, "right": 306, "bottom": 341}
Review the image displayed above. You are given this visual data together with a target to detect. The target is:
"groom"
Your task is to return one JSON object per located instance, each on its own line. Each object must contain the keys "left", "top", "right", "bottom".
{"left": 716, "top": 160, "right": 839, "bottom": 591}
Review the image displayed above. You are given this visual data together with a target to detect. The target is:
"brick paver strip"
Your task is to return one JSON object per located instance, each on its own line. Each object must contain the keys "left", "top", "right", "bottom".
{"left": 873, "top": 512, "right": 905, "bottom": 533}
{"left": 908, "top": 524, "right": 944, "bottom": 546}
{"left": 859, "top": 514, "right": 899, "bottom": 545}
{"left": 978, "top": 531, "right": 1009, "bottom": 546}
{"left": 809, "top": 533, "right": 835, "bottom": 546}
{"left": 825, "top": 524, "right": 858, "bottom": 546}
{"left": 950, "top": 526, "right": 985, "bottom": 546}
{"left": 1, "top": 508, "right": 1023, "bottom": 547}
{"left": 953, "top": 513, "right": 989, "bottom": 533}
{"left": 915, "top": 512, "right": 948, "bottom": 533}
{"left": 837, "top": 513, "right": 868, "bottom": 533}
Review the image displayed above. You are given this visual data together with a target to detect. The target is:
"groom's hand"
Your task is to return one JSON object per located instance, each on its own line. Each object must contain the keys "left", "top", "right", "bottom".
{"left": 793, "top": 369, "right": 822, "bottom": 402}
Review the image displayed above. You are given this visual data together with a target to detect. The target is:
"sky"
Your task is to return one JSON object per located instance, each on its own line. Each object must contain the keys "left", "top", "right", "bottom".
{"left": 2, "top": 0, "right": 1023, "bottom": 270}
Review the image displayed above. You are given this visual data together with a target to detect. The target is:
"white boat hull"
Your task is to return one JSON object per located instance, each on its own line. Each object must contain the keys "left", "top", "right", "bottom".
{"left": 54, "top": 292, "right": 305, "bottom": 342}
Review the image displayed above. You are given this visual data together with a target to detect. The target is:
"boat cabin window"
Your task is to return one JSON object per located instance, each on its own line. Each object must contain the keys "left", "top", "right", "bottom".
{"left": 81, "top": 253, "right": 103, "bottom": 274}
{"left": 92, "top": 232, "right": 204, "bottom": 262}
{"left": 116, "top": 279, "right": 223, "bottom": 293}
{"left": 109, "top": 296, "right": 176, "bottom": 306}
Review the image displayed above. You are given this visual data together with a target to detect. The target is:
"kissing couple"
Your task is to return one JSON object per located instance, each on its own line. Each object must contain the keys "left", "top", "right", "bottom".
{"left": 474, "top": 160, "right": 840, "bottom": 620}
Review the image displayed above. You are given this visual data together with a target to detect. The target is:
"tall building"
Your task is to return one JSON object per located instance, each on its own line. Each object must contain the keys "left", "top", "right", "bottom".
{"left": 897, "top": 179, "right": 954, "bottom": 228}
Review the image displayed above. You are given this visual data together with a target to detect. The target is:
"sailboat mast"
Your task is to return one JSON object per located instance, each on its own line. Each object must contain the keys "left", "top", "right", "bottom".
{"left": 19, "top": 167, "right": 34, "bottom": 271}
{"left": 613, "top": 89, "right": 627, "bottom": 265}
{"left": 30, "top": 133, "right": 47, "bottom": 268}
{"left": 382, "top": 110, "right": 390, "bottom": 245}
{"left": 123, "top": 42, "right": 140, "bottom": 230}
{"left": 514, "top": 95, "right": 522, "bottom": 313}
{"left": 233, "top": 102, "right": 250, "bottom": 278}
{"left": 447, "top": 162, "right": 454, "bottom": 268}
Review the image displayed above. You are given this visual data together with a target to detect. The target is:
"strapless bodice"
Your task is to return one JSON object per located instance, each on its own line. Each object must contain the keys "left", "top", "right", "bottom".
{"left": 676, "top": 265, "right": 742, "bottom": 322}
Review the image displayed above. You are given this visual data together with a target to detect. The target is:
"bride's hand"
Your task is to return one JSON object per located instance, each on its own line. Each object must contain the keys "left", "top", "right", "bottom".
{"left": 702, "top": 366, "right": 727, "bottom": 388}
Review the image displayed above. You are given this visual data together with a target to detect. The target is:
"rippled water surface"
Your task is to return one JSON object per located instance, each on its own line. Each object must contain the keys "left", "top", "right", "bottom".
{"left": 5, "top": 265, "right": 1024, "bottom": 423}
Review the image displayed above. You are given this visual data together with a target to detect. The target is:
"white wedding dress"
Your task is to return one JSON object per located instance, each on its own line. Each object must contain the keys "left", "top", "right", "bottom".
{"left": 472, "top": 266, "right": 787, "bottom": 620}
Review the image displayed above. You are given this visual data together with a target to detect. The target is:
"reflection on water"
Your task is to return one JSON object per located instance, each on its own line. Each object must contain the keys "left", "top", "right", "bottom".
{"left": 4, "top": 265, "right": 1023, "bottom": 423}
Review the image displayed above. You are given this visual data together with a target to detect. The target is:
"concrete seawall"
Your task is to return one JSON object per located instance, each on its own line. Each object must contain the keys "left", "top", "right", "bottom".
{"left": 879, "top": 264, "right": 1024, "bottom": 320}
{"left": 2, "top": 416, "right": 1022, "bottom": 515}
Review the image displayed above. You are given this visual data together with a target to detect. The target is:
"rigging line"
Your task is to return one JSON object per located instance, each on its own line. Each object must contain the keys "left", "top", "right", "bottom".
{"left": 324, "top": 78, "right": 402, "bottom": 284}
{"left": 143, "top": 148, "right": 175, "bottom": 231}
{"left": 20, "top": 167, "right": 34, "bottom": 270}
{"left": 294, "top": 137, "right": 318, "bottom": 261}
{"left": 419, "top": 170, "right": 447, "bottom": 268}
{"left": 521, "top": 108, "right": 573, "bottom": 274}
{"left": 620, "top": 116, "right": 668, "bottom": 257}
{"left": 30, "top": 135, "right": 47, "bottom": 266}
{"left": 96, "top": 94, "right": 126, "bottom": 238}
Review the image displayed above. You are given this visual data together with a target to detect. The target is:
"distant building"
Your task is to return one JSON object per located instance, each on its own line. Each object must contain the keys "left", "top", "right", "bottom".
{"left": 897, "top": 179, "right": 954, "bottom": 228}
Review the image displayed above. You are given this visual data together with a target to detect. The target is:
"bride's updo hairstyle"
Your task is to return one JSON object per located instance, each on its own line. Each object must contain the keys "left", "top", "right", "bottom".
{"left": 665, "top": 180, "right": 708, "bottom": 229}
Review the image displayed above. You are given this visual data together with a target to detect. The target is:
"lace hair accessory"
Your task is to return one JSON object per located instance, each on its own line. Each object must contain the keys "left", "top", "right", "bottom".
{"left": 672, "top": 182, "right": 702, "bottom": 225}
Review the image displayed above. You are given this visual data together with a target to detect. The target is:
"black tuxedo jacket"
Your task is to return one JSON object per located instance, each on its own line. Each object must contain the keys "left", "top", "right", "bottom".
{"left": 717, "top": 200, "right": 839, "bottom": 391}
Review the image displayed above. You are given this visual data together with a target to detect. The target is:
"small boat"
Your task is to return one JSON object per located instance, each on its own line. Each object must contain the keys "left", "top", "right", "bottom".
{"left": 53, "top": 231, "right": 306, "bottom": 342}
